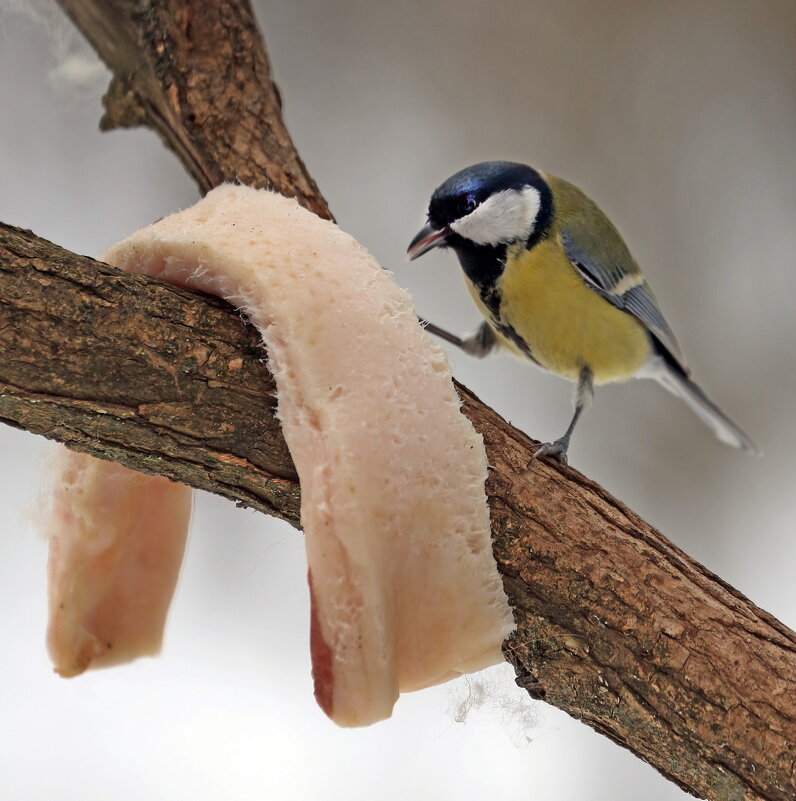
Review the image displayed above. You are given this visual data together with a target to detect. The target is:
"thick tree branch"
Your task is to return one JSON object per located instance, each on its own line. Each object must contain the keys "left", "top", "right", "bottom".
{"left": 3, "top": 220, "right": 795, "bottom": 801}
{"left": 0, "top": 1, "right": 786, "bottom": 799}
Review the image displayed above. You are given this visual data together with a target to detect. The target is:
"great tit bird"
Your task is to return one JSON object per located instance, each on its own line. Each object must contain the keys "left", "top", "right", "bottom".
{"left": 407, "top": 161, "right": 759, "bottom": 463}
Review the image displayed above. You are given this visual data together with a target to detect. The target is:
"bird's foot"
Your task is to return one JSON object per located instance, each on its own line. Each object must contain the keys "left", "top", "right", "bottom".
{"left": 533, "top": 438, "right": 570, "bottom": 466}
{"left": 460, "top": 322, "right": 497, "bottom": 359}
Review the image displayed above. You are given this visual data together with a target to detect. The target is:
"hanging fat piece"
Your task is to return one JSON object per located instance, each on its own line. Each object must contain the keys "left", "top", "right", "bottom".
{"left": 46, "top": 448, "right": 192, "bottom": 677}
{"left": 50, "top": 184, "right": 513, "bottom": 725}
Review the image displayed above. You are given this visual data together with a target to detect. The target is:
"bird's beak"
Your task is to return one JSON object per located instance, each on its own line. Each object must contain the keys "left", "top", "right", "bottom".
{"left": 406, "top": 222, "right": 449, "bottom": 261}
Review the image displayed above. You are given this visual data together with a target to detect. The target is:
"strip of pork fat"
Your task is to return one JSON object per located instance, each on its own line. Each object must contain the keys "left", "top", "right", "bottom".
{"left": 47, "top": 185, "right": 514, "bottom": 726}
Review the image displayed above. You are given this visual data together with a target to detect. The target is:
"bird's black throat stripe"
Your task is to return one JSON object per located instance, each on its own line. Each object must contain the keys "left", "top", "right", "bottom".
{"left": 447, "top": 237, "right": 542, "bottom": 365}
{"left": 447, "top": 236, "right": 507, "bottom": 306}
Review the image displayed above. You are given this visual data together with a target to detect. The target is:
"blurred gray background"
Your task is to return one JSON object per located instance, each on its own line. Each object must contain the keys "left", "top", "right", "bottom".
{"left": 0, "top": 1, "right": 794, "bottom": 799}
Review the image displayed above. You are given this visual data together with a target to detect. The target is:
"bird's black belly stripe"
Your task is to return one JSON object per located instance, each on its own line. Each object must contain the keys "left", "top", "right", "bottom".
{"left": 494, "top": 322, "right": 541, "bottom": 365}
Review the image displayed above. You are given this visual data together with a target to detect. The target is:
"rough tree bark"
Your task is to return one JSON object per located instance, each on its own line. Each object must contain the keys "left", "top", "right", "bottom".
{"left": 0, "top": 2, "right": 790, "bottom": 799}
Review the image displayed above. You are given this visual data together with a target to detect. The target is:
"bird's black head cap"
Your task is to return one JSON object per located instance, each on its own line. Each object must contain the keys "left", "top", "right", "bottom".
{"left": 427, "top": 161, "right": 552, "bottom": 241}
{"left": 407, "top": 161, "right": 554, "bottom": 292}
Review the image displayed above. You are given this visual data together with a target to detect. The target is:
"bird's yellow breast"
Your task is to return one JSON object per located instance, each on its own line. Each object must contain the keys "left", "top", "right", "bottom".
{"left": 467, "top": 238, "right": 651, "bottom": 384}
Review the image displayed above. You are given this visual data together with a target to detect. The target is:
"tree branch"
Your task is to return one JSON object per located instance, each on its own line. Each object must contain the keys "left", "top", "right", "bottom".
{"left": 0, "top": 220, "right": 299, "bottom": 521}
{"left": 57, "top": 0, "right": 330, "bottom": 218}
{"left": 0, "top": 1, "right": 786, "bottom": 799}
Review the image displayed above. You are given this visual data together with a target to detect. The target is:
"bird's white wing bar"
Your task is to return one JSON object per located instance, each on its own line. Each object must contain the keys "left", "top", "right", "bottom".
{"left": 55, "top": 184, "right": 513, "bottom": 726}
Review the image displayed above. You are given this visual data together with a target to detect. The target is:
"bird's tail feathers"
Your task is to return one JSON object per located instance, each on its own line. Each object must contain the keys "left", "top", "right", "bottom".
{"left": 650, "top": 363, "right": 761, "bottom": 455}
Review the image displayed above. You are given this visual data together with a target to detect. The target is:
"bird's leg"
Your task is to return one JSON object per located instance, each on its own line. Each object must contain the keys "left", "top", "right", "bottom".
{"left": 534, "top": 366, "right": 594, "bottom": 466}
{"left": 419, "top": 319, "right": 497, "bottom": 359}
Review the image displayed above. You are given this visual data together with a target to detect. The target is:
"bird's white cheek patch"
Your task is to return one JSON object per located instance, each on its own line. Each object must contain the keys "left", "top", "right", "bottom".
{"left": 451, "top": 187, "right": 541, "bottom": 246}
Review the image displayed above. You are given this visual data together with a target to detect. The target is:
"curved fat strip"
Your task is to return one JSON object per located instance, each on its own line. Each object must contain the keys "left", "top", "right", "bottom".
{"left": 46, "top": 448, "right": 192, "bottom": 676}
{"left": 102, "top": 184, "right": 514, "bottom": 726}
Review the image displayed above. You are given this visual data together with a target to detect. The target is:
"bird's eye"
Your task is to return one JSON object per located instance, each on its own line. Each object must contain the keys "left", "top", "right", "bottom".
{"left": 464, "top": 194, "right": 477, "bottom": 214}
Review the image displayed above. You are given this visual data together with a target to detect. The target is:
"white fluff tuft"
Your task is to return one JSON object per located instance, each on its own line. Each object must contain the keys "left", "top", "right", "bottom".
{"left": 2, "top": 0, "right": 107, "bottom": 94}
{"left": 49, "top": 53, "right": 107, "bottom": 90}
{"left": 447, "top": 664, "right": 541, "bottom": 747}
{"left": 450, "top": 187, "right": 541, "bottom": 246}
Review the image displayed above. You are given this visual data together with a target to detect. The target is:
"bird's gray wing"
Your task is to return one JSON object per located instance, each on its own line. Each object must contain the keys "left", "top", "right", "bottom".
{"left": 560, "top": 225, "right": 689, "bottom": 375}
